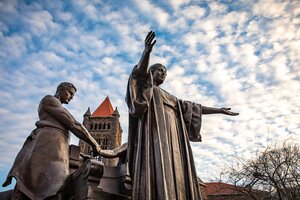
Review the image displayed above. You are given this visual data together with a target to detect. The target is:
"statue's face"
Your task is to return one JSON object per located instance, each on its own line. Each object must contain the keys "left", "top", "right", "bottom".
{"left": 59, "top": 88, "right": 76, "bottom": 104}
{"left": 152, "top": 66, "right": 167, "bottom": 86}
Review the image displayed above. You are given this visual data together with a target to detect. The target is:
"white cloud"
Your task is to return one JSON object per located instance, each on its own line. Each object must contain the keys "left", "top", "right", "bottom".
{"left": 0, "top": 0, "right": 18, "bottom": 16}
{"left": 85, "top": 4, "right": 99, "bottom": 20}
{"left": 253, "top": 0, "right": 287, "bottom": 19}
{"left": 208, "top": 1, "right": 228, "bottom": 16}
{"left": 180, "top": 4, "right": 206, "bottom": 19}
{"left": 0, "top": 33, "right": 27, "bottom": 59}
{"left": 270, "top": 54, "right": 289, "bottom": 81}
{"left": 238, "top": 43, "right": 259, "bottom": 67}
{"left": 57, "top": 11, "right": 73, "bottom": 22}
{"left": 0, "top": 0, "right": 299, "bottom": 188}
{"left": 167, "top": 0, "right": 190, "bottom": 11}
{"left": 24, "top": 10, "right": 60, "bottom": 36}
{"left": 134, "top": 0, "right": 169, "bottom": 27}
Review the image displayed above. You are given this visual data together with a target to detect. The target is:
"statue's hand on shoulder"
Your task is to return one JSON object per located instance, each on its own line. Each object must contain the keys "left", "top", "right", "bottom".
{"left": 144, "top": 30, "right": 156, "bottom": 53}
{"left": 221, "top": 107, "right": 239, "bottom": 116}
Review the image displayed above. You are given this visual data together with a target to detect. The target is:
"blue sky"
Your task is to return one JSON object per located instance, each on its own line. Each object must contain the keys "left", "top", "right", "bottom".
{"left": 0, "top": 0, "right": 299, "bottom": 192}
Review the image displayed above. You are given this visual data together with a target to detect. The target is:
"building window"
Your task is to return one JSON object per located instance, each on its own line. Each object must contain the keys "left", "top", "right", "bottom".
{"left": 90, "top": 123, "right": 93, "bottom": 130}
{"left": 103, "top": 123, "right": 106, "bottom": 129}
{"left": 87, "top": 137, "right": 109, "bottom": 163}
{"left": 103, "top": 137, "right": 108, "bottom": 147}
{"left": 107, "top": 123, "right": 111, "bottom": 129}
{"left": 95, "top": 137, "right": 109, "bottom": 150}
{"left": 99, "top": 123, "right": 102, "bottom": 129}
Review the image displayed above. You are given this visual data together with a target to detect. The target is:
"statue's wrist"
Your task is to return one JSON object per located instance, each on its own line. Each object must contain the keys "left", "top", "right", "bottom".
{"left": 144, "top": 48, "right": 151, "bottom": 54}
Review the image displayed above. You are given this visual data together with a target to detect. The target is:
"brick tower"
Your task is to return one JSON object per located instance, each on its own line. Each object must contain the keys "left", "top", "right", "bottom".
{"left": 79, "top": 96, "right": 122, "bottom": 166}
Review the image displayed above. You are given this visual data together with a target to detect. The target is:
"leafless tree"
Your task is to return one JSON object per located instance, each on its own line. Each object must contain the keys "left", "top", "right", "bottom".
{"left": 223, "top": 141, "right": 300, "bottom": 200}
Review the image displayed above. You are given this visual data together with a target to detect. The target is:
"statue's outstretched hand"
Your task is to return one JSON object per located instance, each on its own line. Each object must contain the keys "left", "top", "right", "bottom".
{"left": 221, "top": 107, "right": 239, "bottom": 116}
{"left": 92, "top": 144, "right": 101, "bottom": 157}
{"left": 145, "top": 30, "right": 156, "bottom": 53}
{"left": 99, "top": 150, "right": 117, "bottom": 158}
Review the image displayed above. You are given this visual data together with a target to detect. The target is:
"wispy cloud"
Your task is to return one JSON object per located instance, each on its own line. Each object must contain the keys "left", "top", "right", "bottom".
{"left": 0, "top": 0, "right": 299, "bottom": 191}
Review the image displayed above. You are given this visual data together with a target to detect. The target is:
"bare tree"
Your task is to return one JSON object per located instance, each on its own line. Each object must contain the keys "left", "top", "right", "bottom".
{"left": 223, "top": 141, "right": 300, "bottom": 200}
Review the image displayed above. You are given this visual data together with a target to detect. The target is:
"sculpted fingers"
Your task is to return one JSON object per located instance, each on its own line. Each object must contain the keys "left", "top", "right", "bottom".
{"left": 145, "top": 31, "right": 156, "bottom": 52}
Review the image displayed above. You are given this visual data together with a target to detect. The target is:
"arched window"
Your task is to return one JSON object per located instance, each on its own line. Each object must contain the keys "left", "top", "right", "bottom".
{"left": 107, "top": 123, "right": 111, "bottom": 129}
{"left": 103, "top": 123, "right": 106, "bottom": 129}
{"left": 99, "top": 123, "right": 102, "bottom": 129}
{"left": 94, "top": 123, "right": 98, "bottom": 130}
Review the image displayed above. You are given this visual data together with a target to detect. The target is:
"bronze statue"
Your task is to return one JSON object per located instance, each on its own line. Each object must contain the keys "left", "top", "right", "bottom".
{"left": 125, "top": 31, "right": 239, "bottom": 200}
{"left": 2, "top": 82, "right": 102, "bottom": 200}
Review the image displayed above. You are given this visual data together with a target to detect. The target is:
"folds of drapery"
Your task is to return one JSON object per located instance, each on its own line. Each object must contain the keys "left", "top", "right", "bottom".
{"left": 126, "top": 66, "right": 203, "bottom": 200}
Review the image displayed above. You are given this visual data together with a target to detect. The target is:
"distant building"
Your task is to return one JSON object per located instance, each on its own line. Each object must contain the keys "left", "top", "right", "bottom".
{"left": 204, "top": 182, "right": 270, "bottom": 200}
{"left": 79, "top": 96, "right": 123, "bottom": 166}
{"left": 199, "top": 178, "right": 208, "bottom": 200}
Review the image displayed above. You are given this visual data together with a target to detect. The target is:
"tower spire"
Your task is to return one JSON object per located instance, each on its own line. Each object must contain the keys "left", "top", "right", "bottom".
{"left": 92, "top": 96, "right": 114, "bottom": 117}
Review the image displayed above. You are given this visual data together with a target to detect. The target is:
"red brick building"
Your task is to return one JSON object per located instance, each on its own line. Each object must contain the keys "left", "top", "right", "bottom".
{"left": 204, "top": 182, "right": 270, "bottom": 200}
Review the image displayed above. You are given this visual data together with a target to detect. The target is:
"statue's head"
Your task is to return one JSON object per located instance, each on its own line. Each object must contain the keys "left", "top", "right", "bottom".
{"left": 149, "top": 63, "right": 167, "bottom": 86}
{"left": 55, "top": 82, "right": 77, "bottom": 104}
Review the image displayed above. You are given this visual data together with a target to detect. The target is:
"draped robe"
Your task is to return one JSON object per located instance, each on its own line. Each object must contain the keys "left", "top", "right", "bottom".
{"left": 126, "top": 66, "right": 203, "bottom": 200}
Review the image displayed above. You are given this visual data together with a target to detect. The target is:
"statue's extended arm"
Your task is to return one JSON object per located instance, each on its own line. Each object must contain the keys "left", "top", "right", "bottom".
{"left": 202, "top": 106, "right": 239, "bottom": 116}
{"left": 99, "top": 143, "right": 127, "bottom": 158}
{"left": 71, "top": 123, "right": 101, "bottom": 156}
{"left": 136, "top": 31, "right": 156, "bottom": 76}
{"left": 42, "top": 97, "right": 101, "bottom": 155}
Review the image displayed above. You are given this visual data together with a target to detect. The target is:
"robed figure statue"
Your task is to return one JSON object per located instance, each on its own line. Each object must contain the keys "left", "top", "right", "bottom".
{"left": 125, "top": 31, "right": 238, "bottom": 200}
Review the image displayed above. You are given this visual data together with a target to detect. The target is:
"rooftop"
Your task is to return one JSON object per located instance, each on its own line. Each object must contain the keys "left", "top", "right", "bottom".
{"left": 92, "top": 96, "right": 114, "bottom": 117}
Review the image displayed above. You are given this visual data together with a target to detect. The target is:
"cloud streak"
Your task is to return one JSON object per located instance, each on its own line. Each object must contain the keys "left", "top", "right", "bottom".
{"left": 0, "top": 0, "right": 299, "bottom": 191}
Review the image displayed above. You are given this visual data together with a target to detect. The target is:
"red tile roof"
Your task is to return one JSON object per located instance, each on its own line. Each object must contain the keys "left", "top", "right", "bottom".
{"left": 205, "top": 182, "right": 240, "bottom": 195}
{"left": 92, "top": 96, "right": 114, "bottom": 117}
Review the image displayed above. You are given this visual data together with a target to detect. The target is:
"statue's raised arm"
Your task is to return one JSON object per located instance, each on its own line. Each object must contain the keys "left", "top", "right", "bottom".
{"left": 136, "top": 31, "right": 156, "bottom": 75}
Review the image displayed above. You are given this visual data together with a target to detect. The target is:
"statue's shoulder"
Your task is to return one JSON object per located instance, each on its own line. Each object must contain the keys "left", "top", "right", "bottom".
{"left": 160, "top": 88, "right": 177, "bottom": 100}
{"left": 40, "top": 95, "right": 60, "bottom": 106}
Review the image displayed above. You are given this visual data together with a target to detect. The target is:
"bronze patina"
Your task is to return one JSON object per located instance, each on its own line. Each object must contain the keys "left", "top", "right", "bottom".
{"left": 126, "top": 31, "right": 239, "bottom": 200}
{"left": 2, "top": 82, "right": 102, "bottom": 200}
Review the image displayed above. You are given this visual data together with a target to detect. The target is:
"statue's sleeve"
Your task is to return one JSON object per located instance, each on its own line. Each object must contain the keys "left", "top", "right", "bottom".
{"left": 125, "top": 65, "right": 153, "bottom": 118}
{"left": 179, "top": 100, "right": 202, "bottom": 142}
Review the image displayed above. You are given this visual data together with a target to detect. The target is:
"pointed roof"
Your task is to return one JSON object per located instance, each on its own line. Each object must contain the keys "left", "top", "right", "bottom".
{"left": 112, "top": 107, "right": 120, "bottom": 116}
{"left": 84, "top": 107, "right": 91, "bottom": 116}
{"left": 92, "top": 96, "right": 114, "bottom": 117}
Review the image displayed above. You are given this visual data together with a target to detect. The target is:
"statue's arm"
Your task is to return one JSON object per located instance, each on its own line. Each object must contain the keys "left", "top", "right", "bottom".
{"left": 42, "top": 97, "right": 101, "bottom": 155}
{"left": 202, "top": 106, "right": 239, "bottom": 116}
{"left": 69, "top": 123, "right": 101, "bottom": 156}
{"left": 136, "top": 31, "right": 156, "bottom": 76}
{"left": 99, "top": 143, "right": 127, "bottom": 158}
